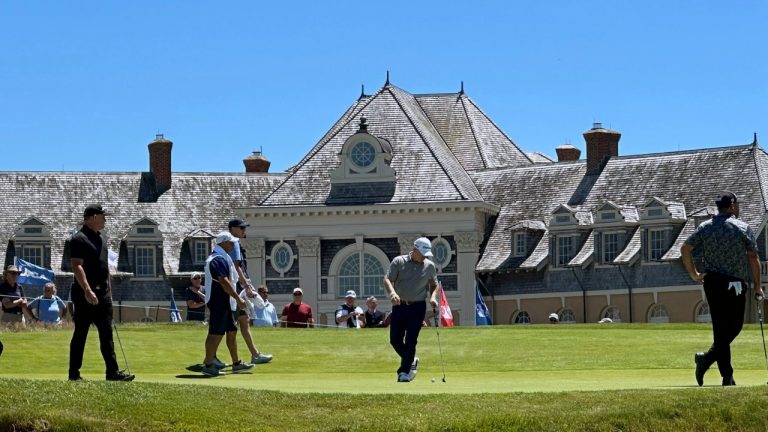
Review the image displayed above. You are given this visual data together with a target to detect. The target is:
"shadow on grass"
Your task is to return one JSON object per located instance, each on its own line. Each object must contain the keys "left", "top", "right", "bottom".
{"left": 175, "top": 374, "right": 218, "bottom": 379}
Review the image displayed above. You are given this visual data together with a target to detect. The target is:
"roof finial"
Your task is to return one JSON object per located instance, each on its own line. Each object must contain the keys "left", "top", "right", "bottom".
{"left": 753, "top": 132, "right": 758, "bottom": 147}
{"left": 385, "top": 70, "right": 390, "bottom": 87}
{"left": 359, "top": 84, "right": 367, "bottom": 100}
{"left": 358, "top": 116, "right": 368, "bottom": 133}
{"left": 459, "top": 81, "right": 464, "bottom": 95}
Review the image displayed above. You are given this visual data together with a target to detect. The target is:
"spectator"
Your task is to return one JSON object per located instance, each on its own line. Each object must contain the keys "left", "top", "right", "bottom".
{"left": 30, "top": 282, "right": 67, "bottom": 325}
{"left": 363, "top": 296, "right": 388, "bottom": 328}
{"left": 185, "top": 272, "right": 206, "bottom": 322}
{"left": 548, "top": 313, "right": 559, "bottom": 324}
{"left": 280, "top": 288, "right": 314, "bottom": 328}
{"left": 252, "top": 285, "right": 279, "bottom": 327}
{"left": 335, "top": 290, "right": 364, "bottom": 328}
{"left": 0, "top": 265, "right": 35, "bottom": 326}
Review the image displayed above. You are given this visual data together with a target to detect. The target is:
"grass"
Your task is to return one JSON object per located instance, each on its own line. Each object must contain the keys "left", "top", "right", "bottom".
{"left": 1, "top": 323, "right": 768, "bottom": 431}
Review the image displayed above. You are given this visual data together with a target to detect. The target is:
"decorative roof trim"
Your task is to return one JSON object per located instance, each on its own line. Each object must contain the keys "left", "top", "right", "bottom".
{"left": 239, "top": 201, "right": 499, "bottom": 219}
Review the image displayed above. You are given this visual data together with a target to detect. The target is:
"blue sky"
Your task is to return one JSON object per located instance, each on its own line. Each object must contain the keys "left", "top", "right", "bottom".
{"left": 1, "top": 1, "right": 765, "bottom": 173}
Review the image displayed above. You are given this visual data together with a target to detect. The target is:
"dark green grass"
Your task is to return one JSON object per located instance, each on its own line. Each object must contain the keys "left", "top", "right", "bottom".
{"left": 1, "top": 323, "right": 767, "bottom": 431}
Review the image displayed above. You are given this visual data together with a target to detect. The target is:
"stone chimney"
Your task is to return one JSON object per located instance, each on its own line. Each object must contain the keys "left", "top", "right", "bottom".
{"left": 243, "top": 150, "right": 271, "bottom": 173}
{"left": 555, "top": 144, "right": 581, "bottom": 162}
{"left": 148, "top": 134, "right": 173, "bottom": 192}
{"left": 583, "top": 123, "right": 620, "bottom": 173}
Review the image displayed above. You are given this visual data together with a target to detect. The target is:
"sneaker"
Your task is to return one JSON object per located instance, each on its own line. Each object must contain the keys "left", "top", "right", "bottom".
{"left": 106, "top": 371, "right": 135, "bottom": 382}
{"left": 406, "top": 369, "right": 417, "bottom": 382}
{"left": 411, "top": 357, "right": 419, "bottom": 370}
{"left": 397, "top": 372, "right": 410, "bottom": 382}
{"left": 722, "top": 376, "right": 736, "bottom": 386}
{"left": 68, "top": 375, "right": 83, "bottom": 381}
{"left": 212, "top": 356, "right": 227, "bottom": 369}
{"left": 231, "top": 360, "right": 254, "bottom": 373}
{"left": 694, "top": 352, "right": 708, "bottom": 387}
{"left": 201, "top": 364, "right": 221, "bottom": 377}
{"left": 251, "top": 353, "right": 273, "bottom": 364}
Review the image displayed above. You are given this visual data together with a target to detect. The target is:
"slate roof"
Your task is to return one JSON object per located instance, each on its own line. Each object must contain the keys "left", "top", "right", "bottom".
{"left": 260, "top": 85, "right": 533, "bottom": 206}
{"left": 0, "top": 172, "right": 285, "bottom": 275}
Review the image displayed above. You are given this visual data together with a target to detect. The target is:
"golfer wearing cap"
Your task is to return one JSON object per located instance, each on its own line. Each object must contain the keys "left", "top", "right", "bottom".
{"left": 68, "top": 204, "right": 134, "bottom": 381}
{"left": 681, "top": 192, "right": 764, "bottom": 386}
{"left": 384, "top": 237, "right": 439, "bottom": 382}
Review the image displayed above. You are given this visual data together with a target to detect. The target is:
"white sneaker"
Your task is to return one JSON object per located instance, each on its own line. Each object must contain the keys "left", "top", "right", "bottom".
{"left": 251, "top": 353, "right": 273, "bottom": 364}
{"left": 411, "top": 357, "right": 419, "bottom": 370}
{"left": 407, "top": 369, "right": 417, "bottom": 382}
{"left": 397, "top": 372, "right": 410, "bottom": 382}
{"left": 231, "top": 360, "right": 254, "bottom": 373}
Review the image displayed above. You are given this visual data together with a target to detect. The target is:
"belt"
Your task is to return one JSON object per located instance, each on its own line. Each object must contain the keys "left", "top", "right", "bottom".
{"left": 2, "top": 310, "right": 22, "bottom": 315}
{"left": 400, "top": 300, "right": 424, "bottom": 305}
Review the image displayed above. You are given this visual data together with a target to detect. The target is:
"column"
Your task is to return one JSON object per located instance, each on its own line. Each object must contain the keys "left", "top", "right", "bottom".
{"left": 455, "top": 231, "right": 482, "bottom": 326}
{"left": 240, "top": 237, "right": 265, "bottom": 286}
{"left": 297, "top": 237, "right": 321, "bottom": 313}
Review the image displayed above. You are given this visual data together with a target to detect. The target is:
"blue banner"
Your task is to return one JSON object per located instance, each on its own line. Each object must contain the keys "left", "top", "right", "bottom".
{"left": 14, "top": 257, "right": 55, "bottom": 286}
{"left": 170, "top": 289, "right": 182, "bottom": 323}
{"left": 475, "top": 282, "right": 492, "bottom": 326}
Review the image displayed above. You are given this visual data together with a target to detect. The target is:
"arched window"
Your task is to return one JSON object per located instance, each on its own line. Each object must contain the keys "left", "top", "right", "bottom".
{"left": 648, "top": 304, "right": 669, "bottom": 323}
{"left": 329, "top": 243, "right": 390, "bottom": 298}
{"left": 269, "top": 241, "right": 295, "bottom": 276}
{"left": 431, "top": 237, "right": 453, "bottom": 271}
{"left": 513, "top": 311, "right": 531, "bottom": 324}
{"left": 559, "top": 308, "right": 576, "bottom": 324}
{"left": 695, "top": 302, "right": 711, "bottom": 323}
{"left": 602, "top": 306, "right": 621, "bottom": 323}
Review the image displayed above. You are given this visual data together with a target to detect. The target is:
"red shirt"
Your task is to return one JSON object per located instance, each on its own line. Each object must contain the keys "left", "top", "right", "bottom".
{"left": 282, "top": 302, "right": 313, "bottom": 328}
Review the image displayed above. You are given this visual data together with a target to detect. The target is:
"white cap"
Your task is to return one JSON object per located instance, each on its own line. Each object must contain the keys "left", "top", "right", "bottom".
{"left": 293, "top": 287, "right": 303, "bottom": 295}
{"left": 413, "top": 237, "right": 433, "bottom": 257}
{"left": 548, "top": 313, "right": 559, "bottom": 320}
{"left": 344, "top": 290, "right": 357, "bottom": 298}
{"left": 215, "top": 231, "right": 239, "bottom": 245}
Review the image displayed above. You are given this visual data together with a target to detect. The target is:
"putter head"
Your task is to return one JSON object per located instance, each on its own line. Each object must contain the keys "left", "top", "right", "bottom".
{"left": 442, "top": 377, "right": 446, "bottom": 383}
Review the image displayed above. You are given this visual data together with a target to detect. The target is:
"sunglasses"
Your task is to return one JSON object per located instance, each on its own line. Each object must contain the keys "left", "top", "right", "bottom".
{"left": 192, "top": 276, "right": 202, "bottom": 280}
{"left": 293, "top": 293, "right": 302, "bottom": 296}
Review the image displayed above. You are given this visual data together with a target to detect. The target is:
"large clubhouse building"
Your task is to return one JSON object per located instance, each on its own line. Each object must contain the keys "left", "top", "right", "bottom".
{"left": 2, "top": 80, "right": 766, "bottom": 325}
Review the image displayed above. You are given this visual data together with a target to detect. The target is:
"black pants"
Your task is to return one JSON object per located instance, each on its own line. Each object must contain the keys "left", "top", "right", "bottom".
{"left": 389, "top": 301, "right": 427, "bottom": 374}
{"left": 69, "top": 300, "right": 119, "bottom": 378}
{"left": 702, "top": 272, "right": 746, "bottom": 378}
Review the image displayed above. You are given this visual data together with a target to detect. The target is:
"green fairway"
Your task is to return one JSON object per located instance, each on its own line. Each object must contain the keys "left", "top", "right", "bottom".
{"left": 1, "top": 323, "right": 768, "bottom": 431}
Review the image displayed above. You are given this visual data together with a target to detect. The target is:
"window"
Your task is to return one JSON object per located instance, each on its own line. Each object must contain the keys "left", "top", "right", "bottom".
{"left": 20, "top": 245, "right": 43, "bottom": 266}
{"left": 648, "top": 304, "right": 669, "bottom": 323}
{"left": 194, "top": 240, "right": 210, "bottom": 264}
{"left": 24, "top": 227, "right": 43, "bottom": 235}
{"left": 337, "top": 252, "right": 386, "bottom": 297}
{"left": 514, "top": 233, "right": 526, "bottom": 257}
{"left": 135, "top": 246, "right": 155, "bottom": 277}
{"left": 557, "top": 236, "right": 575, "bottom": 266}
{"left": 559, "top": 308, "right": 576, "bottom": 324}
{"left": 513, "top": 311, "right": 531, "bottom": 324}
{"left": 431, "top": 237, "right": 453, "bottom": 270}
{"left": 603, "top": 306, "right": 621, "bottom": 322}
{"left": 603, "top": 233, "right": 619, "bottom": 263}
{"left": 554, "top": 215, "right": 570, "bottom": 224}
{"left": 649, "top": 229, "right": 667, "bottom": 260}
{"left": 137, "top": 227, "right": 155, "bottom": 235}
{"left": 601, "top": 211, "right": 616, "bottom": 221}
{"left": 647, "top": 208, "right": 663, "bottom": 218}
{"left": 270, "top": 242, "right": 295, "bottom": 276}
{"left": 350, "top": 141, "right": 376, "bottom": 169}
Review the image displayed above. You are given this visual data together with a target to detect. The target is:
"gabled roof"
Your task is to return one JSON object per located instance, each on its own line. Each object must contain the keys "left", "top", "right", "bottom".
{"left": 613, "top": 227, "right": 642, "bottom": 265}
{"left": 0, "top": 172, "right": 284, "bottom": 275}
{"left": 415, "top": 93, "right": 532, "bottom": 170}
{"left": 568, "top": 232, "right": 594, "bottom": 268}
{"left": 260, "top": 85, "right": 492, "bottom": 207}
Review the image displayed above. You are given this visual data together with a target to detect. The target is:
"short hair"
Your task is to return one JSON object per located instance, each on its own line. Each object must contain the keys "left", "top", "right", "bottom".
{"left": 715, "top": 192, "right": 738, "bottom": 210}
{"left": 44, "top": 282, "right": 56, "bottom": 290}
{"left": 366, "top": 296, "right": 377, "bottom": 302}
{"left": 257, "top": 285, "right": 268, "bottom": 293}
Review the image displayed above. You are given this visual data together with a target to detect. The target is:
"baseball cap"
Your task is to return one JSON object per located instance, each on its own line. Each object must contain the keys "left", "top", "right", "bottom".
{"left": 344, "top": 290, "right": 357, "bottom": 298}
{"left": 715, "top": 192, "right": 738, "bottom": 209}
{"left": 83, "top": 204, "right": 112, "bottom": 217}
{"left": 228, "top": 218, "right": 250, "bottom": 229}
{"left": 293, "top": 287, "right": 303, "bottom": 295}
{"left": 4, "top": 265, "right": 21, "bottom": 274}
{"left": 413, "top": 237, "right": 433, "bottom": 257}
{"left": 215, "top": 232, "right": 239, "bottom": 245}
{"left": 548, "top": 313, "right": 559, "bottom": 321}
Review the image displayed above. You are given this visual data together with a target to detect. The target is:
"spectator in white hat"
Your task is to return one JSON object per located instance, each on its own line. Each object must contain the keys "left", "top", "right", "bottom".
{"left": 335, "top": 290, "right": 364, "bottom": 328}
{"left": 280, "top": 287, "right": 314, "bottom": 328}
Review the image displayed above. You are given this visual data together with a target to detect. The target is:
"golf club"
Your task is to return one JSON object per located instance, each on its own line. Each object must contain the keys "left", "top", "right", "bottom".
{"left": 432, "top": 305, "right": 447, "bottom": 382}
{"left": 757, "top": 295, "right": 768, "bottom": 384}
{"left": 113, "top": 321, "right": 131, "bottom": 375}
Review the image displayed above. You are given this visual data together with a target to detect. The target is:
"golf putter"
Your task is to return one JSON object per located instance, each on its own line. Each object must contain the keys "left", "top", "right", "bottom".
{"left": 113, "top": 321, "right": 131, "bottom": 375}
{"left": 432, "top": 305, "right": 447, "bottom": 382}
{"left": 757, "top": 295, "right": 768, "bottom": 384}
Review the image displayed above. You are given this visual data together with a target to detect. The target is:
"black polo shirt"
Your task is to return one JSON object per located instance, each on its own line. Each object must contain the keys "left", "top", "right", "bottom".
{"left": 0, "top": 281, "right": 24, "bottom": 314}
{"left": 70, "top": 225, "right": 111, "bottom": 301}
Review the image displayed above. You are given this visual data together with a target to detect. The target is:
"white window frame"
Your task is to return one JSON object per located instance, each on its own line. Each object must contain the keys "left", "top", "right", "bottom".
{"left": 513, "top": 311, "right": 531, "bottom": 324}
{"left": 648, "top": 304, "right": 669, "bottom": 323}
{"left": 647, "top": 228, "right": 671, "bottom": 261}
{"left": 20, "top": 244, "right": 44, "bottom": 266}
{"left": 600, "top": 211, "right": 617, "bottom": 221}
{"left": 513, "top": 232, "right": 526, "bottom": 257}
{"left": 431, "top": 237, "right": 454, "bottom": 270}
{"left": 327, "top": 243, "right": 391, "bottom": 300}
{"left": 602, "top": 232, "right": 620, "bottom": 263}
{"left": 559, "top": 308, "right": 576, "bottom": 324}
{"left": 602, "top": 306, "right": 621, "bottom": 322}
{"left": 556, "top": 235, "right": 577, "bottom": 267}
{"left": 269, "top": 241, "right": 295, "bottom": 276}
{"left": 135, "top": 246, "right": 156, "bottom": 277}
{"left": 193, "top": 239, "right": 210, "bottom": 265}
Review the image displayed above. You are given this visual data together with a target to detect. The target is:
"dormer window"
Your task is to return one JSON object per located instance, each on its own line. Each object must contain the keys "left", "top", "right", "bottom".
{"left": 554, "top": 215, "right": 571, "bottom": 224}
{"left": 513, "top": 232, "right": 527, "bottom": 257}
{"left": 350, "top": 141, "right": 376, "bottom": 170}
{"left": 330, "top": 117, "right": 395, "bottom": 184}
{"left": 13, "top": 217, "right": 51, "bottom": 268}
{"left": 647, "top": 208, "right": 663, "bottom": 218}
{"left": 123, "top": 217, "right": 163, "bottom": 279}
{"left": 600, "top": 211, "right": 617, "bottom": 221}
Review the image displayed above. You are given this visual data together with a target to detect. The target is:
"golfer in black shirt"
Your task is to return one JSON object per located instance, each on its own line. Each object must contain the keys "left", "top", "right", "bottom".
{"left": 68, "top": 204, "right": 134, "bottom": 382}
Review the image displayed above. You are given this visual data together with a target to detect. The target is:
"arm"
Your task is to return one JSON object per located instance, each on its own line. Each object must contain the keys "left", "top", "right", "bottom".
{"left": 234, "top": 261, "right": 256, "bottom": 297}
{"left": 384, "top": 277, "right": 401, "bottom": 305}
{"left": 71, "top": 258, "right": 99, "bottom": 305}
{"left": 217, "top": 275, "right": 245, "bottom": 311}
{"left": 429, "top": 280, "right": 439, "bottom": 309}
{"left": 747, "top": 250, "right": 764, "bottom": 299}
{"left": 680, "top": 242, "right": 705, "bottom": 283}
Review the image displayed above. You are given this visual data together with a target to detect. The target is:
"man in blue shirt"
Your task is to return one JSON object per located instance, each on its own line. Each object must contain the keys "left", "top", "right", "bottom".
{"left": 681, "top": 192, "right": 764, "bottom": 386}
{"left": 252, "top": 285, "right": 279, "bottom": 327}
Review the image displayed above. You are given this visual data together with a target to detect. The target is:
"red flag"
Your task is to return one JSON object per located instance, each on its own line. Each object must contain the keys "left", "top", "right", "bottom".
{"left": 438, "top": 283, "right": 454, "bottom": 327}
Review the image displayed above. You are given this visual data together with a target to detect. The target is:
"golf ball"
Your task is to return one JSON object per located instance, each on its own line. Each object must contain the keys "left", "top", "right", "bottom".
{"left": 431, "top": 378, "right": 435, "bottom": 383}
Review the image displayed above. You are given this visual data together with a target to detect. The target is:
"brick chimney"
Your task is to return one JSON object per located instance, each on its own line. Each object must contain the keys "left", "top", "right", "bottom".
{"left": 243, "top": 150, "right": 271, "bottom": 173}
{"left": 555, "top": 144, "right": 581, "bottom": 162}
{"left": 583, "top": 123, "right": 620, "bottom": 173}
{"left": 148, "top": 134, "right": 173, "bottom": 192}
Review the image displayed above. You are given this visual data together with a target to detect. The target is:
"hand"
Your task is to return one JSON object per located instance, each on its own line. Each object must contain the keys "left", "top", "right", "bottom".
{"left": 390, "top": 293, "right": 400, "bottom": 305}
{"left": 18, "top": 298, "right": 28, "bottom": 306}
{"left": 236, "top": 298, "right": 246, "bottom": 310}
{"left": 755, "top": 287, "right": 764, "bottom": 301}
{"left": 430, "top": 298, "right": 439, "bottom": 309}
{"left": 84, "top": 288, "right": 98, "bottom": 305}
{"left": 689, "top": 272, "right": 705, "bottom": 283}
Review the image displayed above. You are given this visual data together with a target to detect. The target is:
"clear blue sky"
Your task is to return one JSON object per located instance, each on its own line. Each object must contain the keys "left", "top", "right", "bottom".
{"left": 1, "top": 1, "right": 765, "bottom": 173}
